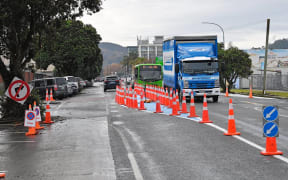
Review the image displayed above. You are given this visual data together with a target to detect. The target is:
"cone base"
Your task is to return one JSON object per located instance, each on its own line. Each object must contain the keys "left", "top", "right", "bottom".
{"left": 138, "top": 108, "right": 147, "bottom": 110}
{"left": 36, "top": 126, "right": 45, "bottom": 130}
{"left": 224, "top": 132, "right": 241, "bottom": 136}
{"left": 169, "top": 113, "right": 180, "bottom": 116}
{"left": 43, "top": 121, "right": 54, "bottom": 124}
{"left": 25, "top": 131, "right": 38, "bottom": 136}
{"left": 199, "top": 120, "right": 213, "bottom": 123}
{"left": 261, "top": 151, "right": 283, "bottom": 156}
{"left": 154, "top": 111, "right": 163, "bottom": 113}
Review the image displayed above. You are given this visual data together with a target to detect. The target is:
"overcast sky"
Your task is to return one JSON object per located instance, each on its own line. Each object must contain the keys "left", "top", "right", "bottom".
{"left": 80, "top": 0, "right": 288, "bottom": 49}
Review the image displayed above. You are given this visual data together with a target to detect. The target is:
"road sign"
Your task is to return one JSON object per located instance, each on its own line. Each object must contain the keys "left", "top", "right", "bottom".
{"left": 24, "top": 110, "right": 36, "bottom": 127}
{"left": 34, "top": 106, "right": 42, "bottom": 122}
{"left": 263, "top": 122, "right": 279, "bottom": 137}
{"left": 5, "top": 77, "right": 33, "bottom": 104}
{"left": 263, "top": 106, "right": 278, "bottom": 121}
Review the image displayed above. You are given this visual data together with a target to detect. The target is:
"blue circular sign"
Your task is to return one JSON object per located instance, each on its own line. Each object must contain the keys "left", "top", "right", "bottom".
{"left": 27, "top": 112, "right": 35, "bottom": 120}
{"left": 263, "top": 122, "right": 278, "bottom": 137}
{"left": 263, "top": 106, "right": 278, "bottom": 121}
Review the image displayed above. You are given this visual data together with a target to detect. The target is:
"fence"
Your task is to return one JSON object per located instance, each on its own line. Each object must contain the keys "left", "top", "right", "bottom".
{"left": 239, "top": 74, "right": 288, "bottom": 90}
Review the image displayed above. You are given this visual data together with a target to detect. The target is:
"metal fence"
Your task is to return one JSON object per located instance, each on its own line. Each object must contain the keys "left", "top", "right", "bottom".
{"left": 239, "top": 74, "right": 288, "bottom": 90}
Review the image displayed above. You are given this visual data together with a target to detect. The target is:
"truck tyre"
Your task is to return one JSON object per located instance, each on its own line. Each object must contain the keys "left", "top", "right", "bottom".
{"left": 213, "top": 96, "right": 218, "bottom": 103}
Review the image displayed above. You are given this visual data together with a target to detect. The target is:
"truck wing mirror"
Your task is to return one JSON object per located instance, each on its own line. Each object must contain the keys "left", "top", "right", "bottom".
{"left": 175, "top": 64, "right": 179, "bottom": 73}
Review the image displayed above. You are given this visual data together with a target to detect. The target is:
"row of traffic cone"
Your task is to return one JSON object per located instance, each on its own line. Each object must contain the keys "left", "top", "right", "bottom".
{"left": 46, "top": 88, "right": 55, "bottom": 102}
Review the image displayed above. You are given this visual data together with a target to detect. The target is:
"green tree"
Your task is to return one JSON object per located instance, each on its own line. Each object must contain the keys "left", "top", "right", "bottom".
{"left": 218, "top": 45, "right": 253, "bottom": 92}
{"left": 0, "top": 0, "right": 102, "bottom": 120}
{"left": 35, "top": 20, "right": 103, "bottom": 80}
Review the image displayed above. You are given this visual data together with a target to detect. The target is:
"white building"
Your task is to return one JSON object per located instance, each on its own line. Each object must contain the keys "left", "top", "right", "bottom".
{"left": 137, "top": 36, "right": 163, "bottom": 62}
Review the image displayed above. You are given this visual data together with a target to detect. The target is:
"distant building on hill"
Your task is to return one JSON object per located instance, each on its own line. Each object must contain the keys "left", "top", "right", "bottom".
{"left": 136, "top": 36, "right": 163, "bottom": 62}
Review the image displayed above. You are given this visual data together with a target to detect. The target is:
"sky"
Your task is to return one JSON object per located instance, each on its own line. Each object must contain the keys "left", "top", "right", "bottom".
{"left": 80, "top": 0, "right": 288, "bottom": 49}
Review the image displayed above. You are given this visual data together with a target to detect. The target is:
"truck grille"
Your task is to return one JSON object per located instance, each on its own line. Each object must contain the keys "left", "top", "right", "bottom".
{"left": 190, "top": 81, "right": 215, "bottom": 89}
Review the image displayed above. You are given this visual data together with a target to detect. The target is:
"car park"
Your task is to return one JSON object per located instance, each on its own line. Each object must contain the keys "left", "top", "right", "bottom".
{"left": 104, "top": 75, "right": 120, "bottom": 92}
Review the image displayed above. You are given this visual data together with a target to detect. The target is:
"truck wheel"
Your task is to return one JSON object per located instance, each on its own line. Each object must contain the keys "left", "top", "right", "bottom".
{"left": 213, "top": 96, "right": 218, "bottom": 103}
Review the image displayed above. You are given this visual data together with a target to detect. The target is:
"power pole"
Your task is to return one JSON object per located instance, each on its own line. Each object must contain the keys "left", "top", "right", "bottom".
{"left": 262, "top": 18, "right": 270, "bottom": 95}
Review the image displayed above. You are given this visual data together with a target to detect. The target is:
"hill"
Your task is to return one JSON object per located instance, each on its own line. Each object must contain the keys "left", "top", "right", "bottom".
{"left": 269, "top": 39, "right": 288, "bottom": 49}
{"left": 99, "top": 42, "right": 127, "bottom": 66}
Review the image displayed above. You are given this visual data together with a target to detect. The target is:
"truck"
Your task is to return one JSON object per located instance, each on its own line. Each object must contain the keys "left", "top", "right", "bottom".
{"left": 163, "top": 36, "right": 220, "bottom": 102}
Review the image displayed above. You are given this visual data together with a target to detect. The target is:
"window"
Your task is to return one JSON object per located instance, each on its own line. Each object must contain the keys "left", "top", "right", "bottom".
{"left": 34, "top": 80, "right": 45, "bottom": 87}
{"left": 56, "top": 78, "right": 67, "bottom": 85}
{"left": 46, "top": 79, "right": 54, "bottom": 86}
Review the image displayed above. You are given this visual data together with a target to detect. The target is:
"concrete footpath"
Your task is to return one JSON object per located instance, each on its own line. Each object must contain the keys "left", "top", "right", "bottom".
{"left": 0, "top": 85, "right": 116, "bottom": 180}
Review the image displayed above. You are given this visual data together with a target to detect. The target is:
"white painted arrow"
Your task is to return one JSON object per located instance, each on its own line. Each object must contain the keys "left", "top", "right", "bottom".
{"left": 266, "top": 124, "right": 276, "bottom": 135}
{"left": 266, "top": 108, "right": 276, "bottom": 119}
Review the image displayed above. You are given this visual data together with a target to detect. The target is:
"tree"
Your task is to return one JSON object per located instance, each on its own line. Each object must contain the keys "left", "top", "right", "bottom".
{"left": 120, "top": 52, "right": 138, "bottom": 75}
{"left": 35, "top": 20, "right": 103, "bottom": 80}
{"left": 218, "top": 45, "right": 253, "bottom": 92}
{"left": 0, "top": 0, "right": 102, "bottom": 120}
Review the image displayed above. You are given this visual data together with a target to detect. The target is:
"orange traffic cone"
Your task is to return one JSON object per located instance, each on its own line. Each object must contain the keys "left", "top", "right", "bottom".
{"left": 176, "top": 91, "right": 180, "bottom": 112}
{"left": 50, "top": 88, "right": 55, "bottom": 101}
{"left": 199, "top": 93, "right": 213, "bottom": 123}
{"left": 188, "top": 93, "right": 198, "bottom": 118}
{"left": 139, "top": 91, "right": 146, "bottom": 110}
{"left": 133, "top": 93, "right": 138, "bottom": 109}
{"left": 165, "top": 88, "right": 169, "bottom": 107}
{"left": 169, "top": 89, "right": 174, "bottom": 108}
{"left": 33, "top": 101, "right": 44, "bottom": 130}
{"left": 261, "top": 137, "right": 283, "bottom": 156}
{"left": 0, "top": 172, "right": 6, "bottom": 178}
{"left": 224, "top": 99, "right": 240, "bottom": 136}
{"left": 154, "top": 95, "right": 163, "bottom": 113}
{"left": 45, "top": 88, "right": 49, "bottom": 102}
{"left": 181, "top": 91, "right": 188, "bottom": 114}
{"left": 225, "top": 85, "right": 229, "bottom": 97}
{"left": 170, "top": 98, "right": 180, "bottom": 116}
{"left": 249, "top": 85, "right": 253, "bottom": 98}
{"left": 26, "top": 104, "right": 38, "bottom": 136}
{"left": 43, "top": 104, "right": 54, "bottom": 124}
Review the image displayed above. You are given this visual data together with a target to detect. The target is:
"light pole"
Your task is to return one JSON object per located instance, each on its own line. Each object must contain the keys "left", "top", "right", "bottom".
{"left": 202, "top": 22, "right": 225, "bottom": 49}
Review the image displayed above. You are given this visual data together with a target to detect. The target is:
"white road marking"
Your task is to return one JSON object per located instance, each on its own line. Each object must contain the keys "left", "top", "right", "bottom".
{"left": 111, "top": 110, "right": 119, "bottom": 113}
{"left": 0, "top": 141, "right": 35, "bottom": 143}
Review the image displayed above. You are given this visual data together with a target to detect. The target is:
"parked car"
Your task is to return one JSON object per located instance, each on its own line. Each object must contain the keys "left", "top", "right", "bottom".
{"left": 75, "top": 77, "right": 83, "bottom": 92}
{"left": 64, "top": 76, "right": 79, "bottom": 94}
{"left": 104, "top": 75, "right": 120, "bottom": 92}
{"left": 30, "top": 77, "right": 68, "bottom": 99}
{"left": 85, "top": 80, "right": 93, "bottom": 87}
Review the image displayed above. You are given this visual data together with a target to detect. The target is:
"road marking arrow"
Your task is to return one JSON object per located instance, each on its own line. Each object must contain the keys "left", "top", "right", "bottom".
{"left": 266, "top": 124, "right": 276, "bottom": 135}
{"left": 266, "top": 108, "right": 276, "bottom": 119}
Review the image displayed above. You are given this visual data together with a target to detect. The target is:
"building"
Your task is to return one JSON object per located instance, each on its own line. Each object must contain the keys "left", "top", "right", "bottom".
{"left": 137, "top": 36, "right": 163, "bottom": 62}
{"left": 127, "top": 46, "right": 138, "bottom": 56}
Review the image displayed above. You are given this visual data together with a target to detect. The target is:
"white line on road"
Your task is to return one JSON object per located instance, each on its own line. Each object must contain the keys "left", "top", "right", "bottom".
{"left": 0, "top": 141, "right": 36, "bottom": 143}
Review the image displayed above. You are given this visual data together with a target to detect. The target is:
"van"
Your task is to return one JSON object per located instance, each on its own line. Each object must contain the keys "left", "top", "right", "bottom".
{"left": 64, "top": 76, "right": 79, "bottom": 94}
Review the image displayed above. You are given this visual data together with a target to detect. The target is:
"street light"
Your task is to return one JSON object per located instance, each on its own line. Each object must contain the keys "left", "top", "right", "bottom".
{"left": 202, "top": 22, "right": 225, "bottom": 49}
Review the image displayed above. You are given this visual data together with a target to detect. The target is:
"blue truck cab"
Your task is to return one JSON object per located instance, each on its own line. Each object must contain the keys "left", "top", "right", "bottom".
{"left": 163, "top": 36, "right": 220, "bottom": 102}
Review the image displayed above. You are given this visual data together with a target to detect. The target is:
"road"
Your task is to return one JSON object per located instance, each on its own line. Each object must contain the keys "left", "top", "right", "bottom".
{"left": 1, "top": 83, "right": 288, "bottom": 179}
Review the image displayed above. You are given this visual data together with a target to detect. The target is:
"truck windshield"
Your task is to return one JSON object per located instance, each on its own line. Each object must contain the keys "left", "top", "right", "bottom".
{"left": 182, "top": 61, "right": 218, "bottom": 74}
{"left": 139, "top": 65, "right": 162, "bottom": 81}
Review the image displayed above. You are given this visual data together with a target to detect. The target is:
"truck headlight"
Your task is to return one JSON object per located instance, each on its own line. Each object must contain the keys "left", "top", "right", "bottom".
{"left": 184, "top": 80, "right": 189, "bottom": 88}
{"left": 215, "top": 79, "right": 219, "bottom": 87}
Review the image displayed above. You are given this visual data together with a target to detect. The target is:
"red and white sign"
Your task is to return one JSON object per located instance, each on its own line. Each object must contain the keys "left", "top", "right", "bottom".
{"left": 24, "top": 110, "right": 36, "bottom": 127}
{"left": 5, "top": 77, "right": 33, "bottom": 104}
{"left": 34, "top": 106, "right": 42, "bottom": 122}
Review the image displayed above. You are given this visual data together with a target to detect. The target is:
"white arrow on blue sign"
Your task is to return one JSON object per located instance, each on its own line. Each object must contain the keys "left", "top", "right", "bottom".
{"left": 263, "top": 122, "right": 279, "bottom": 137}
{"left": 263, "top": 106, "right": 278, "bottom": 121}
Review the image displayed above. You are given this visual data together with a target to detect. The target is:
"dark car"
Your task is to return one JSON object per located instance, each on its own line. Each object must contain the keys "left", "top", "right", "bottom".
{"left": 30, "top": 77, "right": 68, "bottom": 99}
{"left": 104, "top": 76, "right": 120, "bottom": 92}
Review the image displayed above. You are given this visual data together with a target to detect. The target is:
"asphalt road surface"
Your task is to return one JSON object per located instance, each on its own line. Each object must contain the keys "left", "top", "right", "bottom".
{"left": 1, "top": 83, "right": 288, "bottom": 180}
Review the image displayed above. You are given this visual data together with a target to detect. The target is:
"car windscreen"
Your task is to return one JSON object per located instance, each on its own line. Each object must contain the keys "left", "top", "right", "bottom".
{"left": 106, "top": 76, "right": 118, "bottom": 81}
{"left": 56, "top": 78, "right": 67, "bottom": 85}
{"left": 67, "top": 77, "right": 76, "bottom": 82}
{"left": 34, "top": 80, "right": 45, "bottom": 87}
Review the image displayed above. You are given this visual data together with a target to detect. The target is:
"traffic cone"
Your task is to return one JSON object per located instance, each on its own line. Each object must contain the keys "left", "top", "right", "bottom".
{"left": 33, "top": 101, "right": 44, "bottom": 130}
{"left": 50, "top": 88, "right": 55, "bottom": 101}
{"left": 181, "top": 91, "right": 188, "bottom": 114}
{"left": 224, "top": 99, "right": 240, "bottom": 136}
{"left": 45, "top": 88, "right": 49, "bottom": 102}
{"left": 26, "top": 104, "right": 38, "bottom": 136}
{"left": 225, "top": 85, "right": 229, "bottom": 97}
{"left": 165, "top": 88, "right": 169, "bottom": 107}
{"left": 133, "top": 93, "right": 138, "bottom": 109}
{"left": 170, "top": 98, "right": 180, "bottom": 116}
{"left": 249, "top": 85, "right": 253, "bottom": 98}
{"left": 0, "top": 172, "right": 6, "bottom": 178}
{"left": 199, "top": 93, "right": 213, "bottom": 123}
{"left": 188, "top": 93, "right": 198, "bottom": 117}
{"left": 43, "top": 103, "right": 54, "bottom": 124}
{"left": 261, "top": 137, "right": 283, "bottom": 156}
{"left": 169, "top": 89, "right": 174, "bottom": 108}
{"left": 139, "top": 90, "right": 146, "bottom": 110}
{"left": 154, "top": 95, "right": 163, "bottom": 113}
{"left": 176, "top": 91, "right": 180, "bottom": 112}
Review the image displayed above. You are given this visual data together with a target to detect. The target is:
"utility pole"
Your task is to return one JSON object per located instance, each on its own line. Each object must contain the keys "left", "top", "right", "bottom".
{"left": 262, "top": 18, "right": 270, "bottom": 95}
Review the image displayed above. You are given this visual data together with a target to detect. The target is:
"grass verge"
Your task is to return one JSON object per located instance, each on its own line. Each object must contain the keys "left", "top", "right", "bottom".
{"left": 230, "top": 89, "right": 288, "bottom": 98}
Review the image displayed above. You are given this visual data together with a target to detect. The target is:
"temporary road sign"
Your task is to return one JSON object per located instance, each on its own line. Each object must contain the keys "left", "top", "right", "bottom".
{"left": 263, "top": 122, "right": 279, "bottom": 137}
{"left": 5, "top": 77, "right": 33, "bottom": 104}
{"left": 263, "top": 106, "right": 278, "bottom": 121}
{"left": 34, "top": 106, "right": 42, "bottom": 122}
{"left": 24, "top": 110, "right": 36, "bottom": 127}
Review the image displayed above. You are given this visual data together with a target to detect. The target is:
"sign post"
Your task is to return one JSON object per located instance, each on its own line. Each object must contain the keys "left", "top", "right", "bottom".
{"left": 261, "top": 106, "right": 283, "bottom": 155}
